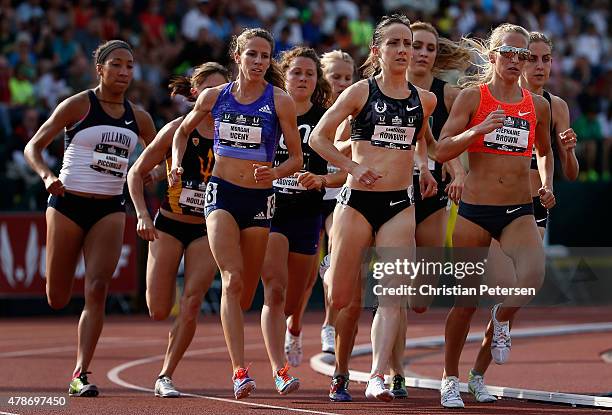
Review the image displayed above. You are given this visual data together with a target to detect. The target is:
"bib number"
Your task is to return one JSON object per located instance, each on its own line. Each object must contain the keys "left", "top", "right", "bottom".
{"left": 91, "top": 144, "right": 129, "bottom": 177}
{"left": 179, "top": 184, "right": 206, "bottom": 214}
{"left": 218, "top": 114, "right": 263, "bottom": 149}
{"left": 273, "top": 173, "right": 307, "bottom": 194}
{"left": 371, "top": 125, "right": 414, "bottom": 150}
{"left": 483, "top": 116, "right": 530, "bottom": 152}
{"left": 337, "top": 186, "right": 351, "bottom": 205}
{"left": 266, "top": 194, "right": 275, "bottom": 219}
{"left": 205, "top": 182, "right": 218, "bottom": 207}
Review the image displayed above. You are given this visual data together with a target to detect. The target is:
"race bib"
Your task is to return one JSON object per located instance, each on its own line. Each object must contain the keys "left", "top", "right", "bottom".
{"left": 337, "top": 186, "right": 351, "bottom": 205}
{"left": 273, "top": 173, "right": 307, "bottom": 194}
{"left": 218, "top": 113, "right": 263, "bottom": 149}
{"left": 371, "top": 125, "right": 415, "bottom": 150}
{"left": 91, "top": 144, "right": 129, "bottom": 177}
{"left": 178, "top": 182, "right": 206, "bottom": 214}
{"left": 483, "top": 116, "right": 530, "bottom": 153}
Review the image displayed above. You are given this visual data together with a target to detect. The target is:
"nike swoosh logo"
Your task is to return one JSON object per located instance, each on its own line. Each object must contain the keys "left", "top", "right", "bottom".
{"left": 125, "top": 120, "right": 134, "bottom": 125}
{"left": 506, "top": 207, "right": 521, "bottom": 214}
{"left": 406, "top": 105, "right": 420, "bottom": 112}
{"left": 518, "top": 111, "right": 530, "bottom": 116}
{"left": 536, "top": 218, "right": 546, "bottom": 223}
{"left": 390, "top": 200, "right": 407, "bottom": 207}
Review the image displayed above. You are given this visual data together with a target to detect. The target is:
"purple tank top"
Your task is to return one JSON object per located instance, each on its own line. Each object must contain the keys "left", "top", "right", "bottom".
{"left": 211, "top": 82, "right": 281, "bottom": 162}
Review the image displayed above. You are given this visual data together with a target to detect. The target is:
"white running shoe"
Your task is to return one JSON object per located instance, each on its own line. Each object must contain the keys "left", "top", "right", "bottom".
{"left": 321, "top": 325, "right": 335, "bottom": 354}
{"left": 284, "top": 329, "right": 303, "bottom": 367}
{"left": 365, "top": 374, "right": 394, "bottom": 402}
{"left": 467, "top": 371, "right": 497, "bottom": 403}
{"left": 319, "top": 255, "right": 331, "bottom": 279}
{"left": 154, "top": 376, "right": 180, "bottom": 398}
{"left": 440, "top": 376, "right": 464, "bottom": 408}
{"left": 491, "top": 303, "right": 511, "bottom": 364}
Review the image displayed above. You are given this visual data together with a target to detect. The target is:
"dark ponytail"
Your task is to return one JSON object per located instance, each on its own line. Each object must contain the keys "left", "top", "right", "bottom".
{"left": 168, "top": 62, "right": 230, "bottom": 102}
{"left": 361, "top": 14, "right": 412, "bottom": 78}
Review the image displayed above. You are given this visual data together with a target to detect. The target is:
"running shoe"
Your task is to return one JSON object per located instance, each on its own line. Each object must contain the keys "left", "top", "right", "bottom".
{"left": 321, "top": 325, "right": 335, "bottom": 354}
{"left": 232, "top": 366, "right": 256, "bottom": 399}
{"left": 68, "top": 371, "right": 99, "bottom": 397}
{"left": 154, "top": 375, "right": 180, "bottom": 398}
{"left": 365, "top": 373, "right": 394, "bottom": 402}
{"left": 284, "top": 329, "right": 303, "bottom": 367}
{"left": 274, "top": 363, "right": 300, "bottom": 395}
{"left": 319, "top": 254, "right": 331, "bottom": 279}
{"left": 390, "top": 374, "right": 408, "bottom": 399}
{"left": 467, "top": 370, "right": 496, "bottom": 403}
{"left": 440, "top": 376, "right": 464, "bottom": 408}
{"left": 329, "top": 374, "right": 352, "bottom": 402}
{"left": 491, "top": 303, "right": 511, "bottom": 364}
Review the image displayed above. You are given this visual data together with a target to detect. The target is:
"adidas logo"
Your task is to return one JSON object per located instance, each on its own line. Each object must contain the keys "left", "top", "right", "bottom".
{"left": 258, "top": 105, "right": 272, "bottom": 114}
{"left": 254, "top": 211, "right": 267, "bottom": 219}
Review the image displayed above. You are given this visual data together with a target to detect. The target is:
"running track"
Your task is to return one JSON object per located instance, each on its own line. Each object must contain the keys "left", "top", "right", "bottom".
{"left": 1, "top": 308, "right": 610, "bottom": 414}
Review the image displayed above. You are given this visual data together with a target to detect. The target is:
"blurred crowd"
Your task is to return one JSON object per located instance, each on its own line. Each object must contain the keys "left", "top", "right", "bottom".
{"left": 0, "top": 0, "right": 610, "bottom": 211}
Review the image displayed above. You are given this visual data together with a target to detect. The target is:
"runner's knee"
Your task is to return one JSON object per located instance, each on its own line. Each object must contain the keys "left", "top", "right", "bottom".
{"left": 84, "top": 278, "right": 110, "bottom": 307}
{"left": 179, "top": 293, "right": 203, "bottom": 322}
{"left": 263, "top": 280, "right": 286, "bottom": 308}
{"left": 221, "top": 269, "right": 244, "bottom": 299}
{"left": 47, "top": 289, "right": 71, "bottom": 310}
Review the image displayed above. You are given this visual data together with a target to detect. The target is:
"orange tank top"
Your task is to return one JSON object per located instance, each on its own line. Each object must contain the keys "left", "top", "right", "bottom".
{"left": 467, "top": 84, "right": 536, "bottom": 157}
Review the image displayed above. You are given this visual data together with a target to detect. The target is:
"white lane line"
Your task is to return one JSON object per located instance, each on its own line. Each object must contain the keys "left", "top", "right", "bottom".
{"left": 311, "top": 322, "right": 612, "bottom": 408}
{"left": 108, "top": 341, "right": 342, "bottom": 415}
{"left": 0, "top": 411, "right": 20, "bottom": 415}
{"left": 0, "top": 346, "right": 76, "bottom": 358}
{"left": 0, "top": 336, "right": 227, "bottom": 358}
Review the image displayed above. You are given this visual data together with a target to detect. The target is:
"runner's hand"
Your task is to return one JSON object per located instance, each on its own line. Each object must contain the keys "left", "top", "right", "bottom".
{"left": 445, "top": 172, "right": 465, "bottom": 204}
{"left": 473, "top": 106, "right": 505, "bottom": 135}
{"left": 349, "top": 164, "right": 382, "bottom": 188}
{"left": 253, "top": 164, "right": 277, "bottom": 184}
{"left": 419, "top": 169, "right": 437, "bottom": 198}
{"left": 538, "top": 187, "right": 555, "bottom": 209}
{"left": 297, "top": 172, "right": 325, "bottom": 190}
{"left": 44, "top": 175, "right": 65, "bottom": 196}
{"left": 559, "top": 128, "right": 577, "bottom": 152}
{"left": 136, "top": 215, "right": 158, "bottom": 241}
{"left": 168, "top": 166, "right": 183, "bottom": 187}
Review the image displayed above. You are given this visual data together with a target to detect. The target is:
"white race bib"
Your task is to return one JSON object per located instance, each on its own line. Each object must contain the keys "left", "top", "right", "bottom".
{"left": 219, "top": 122, "right": 262, "bottom": 148}
{"left": 179, "top": 188, "right": 206, "bottom": 211}
{"left": 483, "top": 116, "right": 530, "bottom": 153}
{"left": 273, "top": 173, "right": 307, "bottom": 193}
{"left": 91, "top": 149, "right": 128, "bottom": 177}
{"left": 371, "top": 125, "right": 415, "bottom": 150}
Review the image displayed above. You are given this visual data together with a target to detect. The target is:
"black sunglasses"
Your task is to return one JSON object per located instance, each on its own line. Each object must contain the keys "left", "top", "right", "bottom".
{"left": 493, "top": 45, "right": 531, "bottom": 61}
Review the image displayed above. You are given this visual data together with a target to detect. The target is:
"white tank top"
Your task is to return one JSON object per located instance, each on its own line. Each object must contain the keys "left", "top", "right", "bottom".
{"left": 59, "top": 90, "right": 139, "bottom": 195}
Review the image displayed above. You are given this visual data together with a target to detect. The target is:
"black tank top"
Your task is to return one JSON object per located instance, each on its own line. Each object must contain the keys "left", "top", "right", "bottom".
{"left": 531, "top": 90, "right": 557, "bottom": 170}
{"left": 351, "top": 78, "right": 423, "bottom": 150}
{"left": 161, "top": 125, "right": 215, "bottom": 216}
{"left": 273, "top": 104, "right": 328, "bottom": 210}
{"left": 414, "top": 77, "right": 447, "bottom": 182}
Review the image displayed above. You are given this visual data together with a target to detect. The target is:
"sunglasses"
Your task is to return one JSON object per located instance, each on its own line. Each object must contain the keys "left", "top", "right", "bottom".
{"left": 493, "top": 45, "right": 531, "bottom": 61}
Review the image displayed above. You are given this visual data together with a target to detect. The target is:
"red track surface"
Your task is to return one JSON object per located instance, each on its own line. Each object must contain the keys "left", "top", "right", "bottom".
{"left": 0, "top": 308, "right": 610, "bottom": 415}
